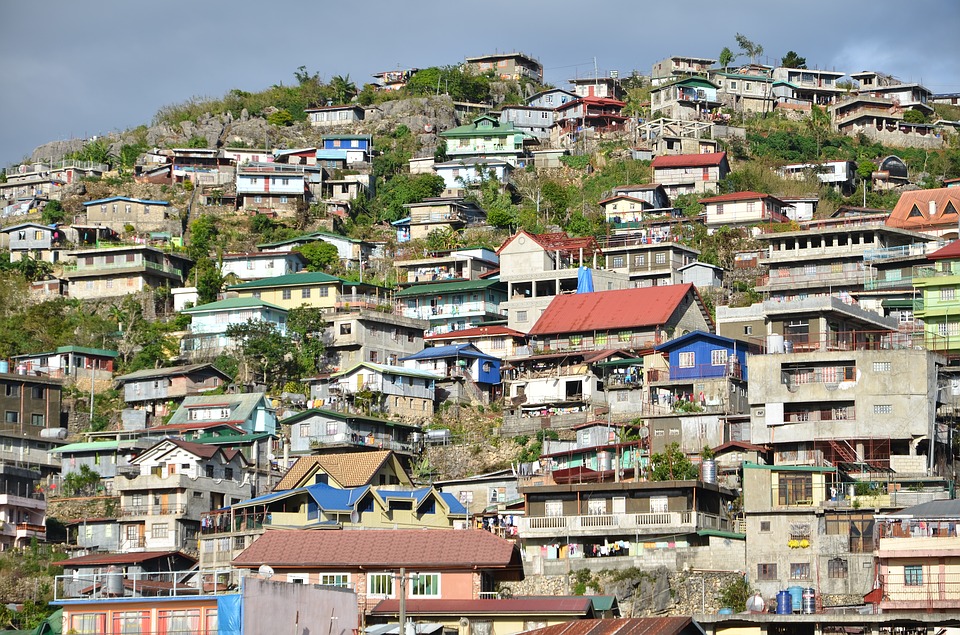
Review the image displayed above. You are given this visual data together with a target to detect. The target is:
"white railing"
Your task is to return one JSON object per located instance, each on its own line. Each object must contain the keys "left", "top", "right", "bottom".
{"left": 521, "top": 511, "right": 727, "bottom": 535}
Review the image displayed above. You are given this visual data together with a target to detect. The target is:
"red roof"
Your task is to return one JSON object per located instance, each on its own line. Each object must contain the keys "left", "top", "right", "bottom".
{"left": 232, "top": 529, "right": 521, "bottom": 569}
{"left": 651, "top": 152, "right": 727, "bottom": 168}
{"left": 928, "top": 240, "right": 960, "bottom": 260}
{"left": 524, "top": 617, "right": 699, "bottom": 635}
{"left": 528, "top": 285, "right": 698, "bottom": 336}
{"left": 370, "top": 598, "right": 593, "bottom": 616}
{"left": 426, "top": 326, "right": 526, "bottom": 340}
{"left": 53, "top": 551, "right": 195, "bottom": 567}
{"left": 698, "top": 191, "right": 783, "bottom": 205}
{"left": 555, "top": 96, "right": 627, "bottom": 111}
{"left": 163, "top": 438, "right": 242, "bottom": 463}
{"left": 886, "top": 188, "right": 960, "bottom": 231}
{"left": 497, "top": 230, "right": 601, "bottom": 256}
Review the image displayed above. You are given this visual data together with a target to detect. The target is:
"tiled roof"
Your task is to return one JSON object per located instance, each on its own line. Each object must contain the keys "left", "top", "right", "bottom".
{"left": 698, "top": 190, "right": 783, "bottom": 204}
{"left": 53, "top": 551, "right": 195, "bottom": 567}
{"left": 527, "top": 285, "right": 696, "bottom": 335}
{"left": 273, "top": 450, "right": 397, "bottom": 491}
{"left": 886, "top": 188, "right": 960, "bottom": 231}
{"left": 651, "top": 152, "right": 727, "bottom": 168}
{"left": 232, "top": 529, "right": 520, "bottom": 569}
{"left": 369, "top": 598, "right": 594, "bottom": 616}
{"left": 425, "top": 326, "right": 526, "bottom": 340}
{"left": 522, "top": 617, "right": 700, "bottom": 635}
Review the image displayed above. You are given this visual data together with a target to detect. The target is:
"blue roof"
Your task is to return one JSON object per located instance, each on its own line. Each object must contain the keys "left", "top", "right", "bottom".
{"left": 315, "top": 149, "right": 349, "bottom": 160}
{"left": 83, "top": 196, "right": 170, "bottom": 207}
{"left": 655, "top": 330, "right": 744, "bottom": 353}
{"left": 305, "top": 482, "right": 372, "bottom": 511}
{"left": 440, "top": 492, "right": 468, "bottom": 515}
{"left": 399, "top": 343, "right": 497, "bottom": 362}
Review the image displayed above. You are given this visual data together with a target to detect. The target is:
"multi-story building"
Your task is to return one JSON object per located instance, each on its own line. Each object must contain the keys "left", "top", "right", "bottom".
{"left": 850, "top": 71, "right": 935, "bottom": 115}
{"left": 554, "top": 97, "right": 628, "bottom": 137}
{"left": 83, "top": 196, "right": 173, "bottom": 234}
{"left": 114, "top": 364, "right": 233, "bottom": 427}
{"left": 396, "top": 278, "right": 506, "bottom": 336}
{"left": 885, "top": 188, "right": 960, "bottom": 240}
{"left": 163, "top": 393, "right": 277, "bottom": 437}
{"left": 433, "top": 157, "right": 512, "bottom": 193}
{"left": 0, "top": 160, "right": 107, "bottom": 203}
{"left": 180, "top": 297, "right": 287, "bottom": 359}
{"left": 372, "top": 68, "right": 418, "bottom": 91}
{"left": 63, "top": 245, "right": 192, "bottom": 300}
{"left": 465, "top": 52, "right": 542, "bottom": 82}
{"left": 0, "top": 464, "right": 47, "bottom": 549}
{"left": 651, "top": 55, "right": 716, "bottom": 86}
{"left": 329, "top": 362, "right": 439, "bottom": 423}
{"left": 912, "top": 240, "right": 960, "bottom": 356}
{"left": 597, "top": 232, "right": 700, "bottom": 289}
{"left": 439, "top": 115, "right": 534, "bottom": 167}
{"left": 394, "top": 247, "right": 499, "bottom": 285}
{"left": 771, "top": 67, "right": 847, "bottom": 105}
{"left": 497, "top": 230, "right": 630, "bottom": 333}
{"left": 403, "top": 197, "right": 488, "bottom": 241}
{"left": 711, "top": 72, "right": 774, "bottom": 113}
{"left": 10, "top": 345, "right": 116, "bottom": 388}
{"left": 2, "top": 222, "right": 68, "bottom": 263}
{"left": 650, "top": 77, "right": 721, "bottom": 122}
{"left": 236, "top": 162, "right": 311, "bottom": 216}
{"left": 424, "top": 325, "right": 527, "bottom": 360}
{"left": 257, "top": 230, "right": 381, "bottom": 271}
{"left": 320, "top": 134, "right": 374, "bottom": 164}
{"left": 114, "top": 438, "right": 252, "bottom": 553}
{"left": 229, "top": 271, "right": 386, "bottom": 313}
{"left": 400, "top": 343, "right": 502, "bottom": 405}
{"left": 322, "top": 309, "right": 427, "bottom": 371}
{"left": 650, "top": 152, "right": 730, "bottom": 198}
{"left": 219, "top": 251, "right": 307, "bottom": 282}
{"left": 568, "top": 76, "right": 626, "bottom": 100}
{"left": 700, "top": 191, "right": 789, "bottom": 230}
{"left": 497, "top": 105, "right": 555, "bottom": 140}
{"left": 280, "top": 408, "right": 422, "bottom": 457}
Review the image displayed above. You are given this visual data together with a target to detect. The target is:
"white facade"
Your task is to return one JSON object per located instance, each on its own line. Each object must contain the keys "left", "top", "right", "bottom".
{"left": 221, "top": 253, "right": 305, "bottom": 282}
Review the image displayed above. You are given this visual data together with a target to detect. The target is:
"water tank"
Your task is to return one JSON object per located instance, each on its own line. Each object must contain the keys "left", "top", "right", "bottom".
{"left": 746, "top": 592, "right": 766, "bottom": 613}
{"left": 410, "top": 431, "right": 423, "bottom": 445}
{"left": 596, "top": 451, "right": 612, "bottom": 472}
{"left": 787, "top": 586, "right": 804, "bottom": 612}
{"left": 718, "top": 608, "right": 733, "bottom": 615}
{"left": 105, "top": 566, "right": 124, "bottom": 596}
{"left": 767, "top": 334, "right": 785, "bottom": 354}
{"left": 775, "top": 590, "right": 792, "bottom": 614}
{"left": 700, "top": 459, "right": 717, "bottom": 484}
{"left": 0, "top": 360, "right": 8, "bottom": 374}
{"left": 802, "top": 588, "right": 816, "bottom": 614}
{"left": 40, "top": 427, "right": 68, "bottom": 439}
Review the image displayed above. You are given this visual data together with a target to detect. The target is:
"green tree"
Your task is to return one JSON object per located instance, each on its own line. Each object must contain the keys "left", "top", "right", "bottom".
{"left": 41, "top": 200, "right": 66, "bottom": 224}
{"left": 902, "top": 108, "right": 927, "bottom": 124}
{"left": 650, "top": 442, "right": 699, "bottom": 481}
{"left": 780, "top": 51, "right": 807, "bottom": 69}
{"left": 187, "top": 135, "right": 209, "bottom": 149}
{"left": 267, "top": 109, "right": 294, "bottom": 126}
{"left": 373, "top": 173, "right": 445, "bottom": 222}
{"left": 287, "top": 305, "right": 328, "bottom": 375}
{"left": 187, "top": 214, "right": 218, "bottom": 260}
{"left": 718, "top": 575, "right": 753, "bottom": 612}
{"left": 719, "top": 47, "right": 736, "bottom": 71}
{"left": 62, "top": 464, "right": 103, "bottom": 496}
{"left": 735, "top": 33, "right": 764, "bottom": 64}
{"left": 330, "top": 74, "right": 358, "bottom": 104}
{"left": 194, "top": 257, "right": 224, "bottom": 305}
{"left": 226, "top": 319, "right": 298, "bottom": 388}
{"left": 807, "top": 105, "right": 832, "bottom": 158}
{"left": 294, "top": 241, "right": 341, "bottom": 272}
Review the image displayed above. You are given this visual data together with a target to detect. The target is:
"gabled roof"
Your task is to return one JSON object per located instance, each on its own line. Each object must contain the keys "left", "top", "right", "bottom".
{"left": 114, "top": 363, "right": 231, "bottom": 383}
{"left": 522, "top": 617, "right": 702, "bottom": 635}
{"left": 597, "top": 194, "right": 655, "bottom": 208}
{"left": 53, "top": 551, "right": 195, "bottom": 567}
{"left": 180, "top": 296, "right": 287, "bottom": 314}
{"left": 232, "top": 528, "right": 520, "bottom": 569}
{"left": 257, "top": 230, "right": 369, "bottom": 249}
{"left": 699, "top": 191, "right": 784, "bottom": 205}
{"left": 13, "top": 345, "right": 118, "bottom": 360}
{"left": 886, "top": 188, "right": 960, "bottom": 231}
{"left": 273, "top": 450, "right": 404, "bottom": 491}
{"left": 228, "top": 271, "right": 344, "bottom": 290}
{"left": 1, "top": 222, "right": 54, "bottom": 233}
{"left": 279, "top": 408, "right": 421, "bottom": 430}
{"left": 654, "top": 330, "right": 741, "bottom": 352}
{"left": 425, "top": 325, "right": 526, "bottom": 341}
{"left": 496, "top": 230, "right": 601, "bottom": 256}
{"left": 528, "top": 284, "right": 700, "bottom": 336}
{"left": 332, "top": 362, "right": 442, "bottom": 381}
{"left": 651, "top": 152, "right": 728, "bottom": 169}
{"left": 880, "top": 499, "right": 960, "bottom": 520}
{"left": 133, "top": 438, "right": 244, "bottom": 466}
{"left": 439, "top": 116, "right": 530, "bottom": 139}
{"left": 399, "top": 343, "right": 497, "bottom": 362}
{"left": 929, "top": 240, "right": 960, "bottom": 261}
{"left": 166, "top": 392, "right": 270, "bottom": 427}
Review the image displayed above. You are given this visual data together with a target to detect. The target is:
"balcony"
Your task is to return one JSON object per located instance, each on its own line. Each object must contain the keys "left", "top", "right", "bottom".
{"left": 875, "top": 569, "right": 960, "bottom": 611}
{"left": 647, "top": 362, "right": 742, "bottom": 383}
{"left": 120, "top": 505, "right": 186, "bottom": 517}
{"left": 520, "top": 511, "right": 727, "bottom": 539}
{"left": 55, "top": 569, "right": 235, "bottom": 600}
{"left": 14, "top": 523, "right": 46, "bottom": 541}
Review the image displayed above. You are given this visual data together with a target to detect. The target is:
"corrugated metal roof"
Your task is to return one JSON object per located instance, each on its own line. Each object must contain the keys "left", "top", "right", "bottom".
{"left": 527, "top": 285, "right": 696, "bottom": 335}
{"left": 699, "top": 191, "right": 784, "bottom": 205}
{"left": 522, "top": 617, "right": 702, "bottom": 635}
{"left": 651, "top": 152, "right": 727, "bottom": 168}
{"left": 395, "top": 278, "right": 503, "bottom": 298}
{"left": 369, "top": 598, "right": 593, "bottom": 615}
{"left": 53, "top": 551, "right": 194, "bottom": 567}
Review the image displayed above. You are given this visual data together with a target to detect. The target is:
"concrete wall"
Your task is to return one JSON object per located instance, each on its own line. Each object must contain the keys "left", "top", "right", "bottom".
{"left": 243, "top": 577, "right": 359, "bottom": 635}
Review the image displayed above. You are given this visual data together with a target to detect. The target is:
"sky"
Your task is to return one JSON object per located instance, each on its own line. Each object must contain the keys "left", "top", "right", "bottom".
{"left": 2, "top": 0, "right": 958, "bottom": 168}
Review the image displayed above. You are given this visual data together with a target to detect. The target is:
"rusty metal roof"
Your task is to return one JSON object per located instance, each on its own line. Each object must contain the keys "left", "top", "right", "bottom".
{"left": 522, "top": 617, "right": 703, "bottom": 635}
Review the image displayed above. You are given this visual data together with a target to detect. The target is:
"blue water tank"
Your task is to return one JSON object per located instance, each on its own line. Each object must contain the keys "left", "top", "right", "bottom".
{"left": 787, "top": 586, "right": 804, "bottom": 612}
{"left": 0, "top": 360, "right": 8, "bottom": 374}
{"left": 718, "top": 608, "right": 734, "bottom": 615}
{"left": 775, "top": 590, "right": 792, "bottom": 615}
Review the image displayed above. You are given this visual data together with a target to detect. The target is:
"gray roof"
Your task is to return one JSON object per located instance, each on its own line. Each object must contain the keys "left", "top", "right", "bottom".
{"left": 880, "top": 498, "right": 960, "bottom": 520}
{"left": 166, "top": 392, "right": 270, "bottom": 426}
{"left": 114, "top": 363, "right": 230, "bottom": 383}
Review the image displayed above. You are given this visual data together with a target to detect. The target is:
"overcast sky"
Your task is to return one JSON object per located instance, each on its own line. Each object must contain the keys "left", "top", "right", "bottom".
{"left": 2, "top": 0, "right": 958, "bottom": 168}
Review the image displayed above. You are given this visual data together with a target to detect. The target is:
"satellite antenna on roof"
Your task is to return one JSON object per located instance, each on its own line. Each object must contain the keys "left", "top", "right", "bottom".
{"left": 258, "top": 564, "right": 275, "bottom": 580}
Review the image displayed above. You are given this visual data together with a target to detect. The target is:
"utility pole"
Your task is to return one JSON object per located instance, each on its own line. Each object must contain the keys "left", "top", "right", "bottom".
{"left": 398, "top": 567, "right": 406, "bottom": 634}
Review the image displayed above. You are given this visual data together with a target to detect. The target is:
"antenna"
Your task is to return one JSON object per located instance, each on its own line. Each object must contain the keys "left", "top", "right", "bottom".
{"left": 258, "top": 564, "right": 275, "bottom": 580}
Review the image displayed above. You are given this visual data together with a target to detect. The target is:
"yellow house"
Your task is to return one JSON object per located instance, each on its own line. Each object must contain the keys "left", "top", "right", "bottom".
{"left": 229, "top": 271, "right": 345, "bottom": 310}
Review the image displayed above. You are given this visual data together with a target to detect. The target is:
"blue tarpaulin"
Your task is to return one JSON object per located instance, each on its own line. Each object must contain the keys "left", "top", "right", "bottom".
{"left": 576, "top": 266, "right": 594, "bottom": 293}
{"left": 218, "top": 593, "right": 243, "bottom": 635}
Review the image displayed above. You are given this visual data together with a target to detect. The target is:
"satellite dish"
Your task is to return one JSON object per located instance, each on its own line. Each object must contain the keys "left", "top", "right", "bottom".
{"left": 350, "top": 510, "right": 360, "bottom": 524}
{"left": 258, "top": 564, "right": 275, "bottom": 580}
{"left": 638, "top": 426, "right": 650, "bottom": 439}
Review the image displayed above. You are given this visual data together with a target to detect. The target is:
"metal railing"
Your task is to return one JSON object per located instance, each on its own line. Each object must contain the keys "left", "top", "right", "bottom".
{"left": 520, "top": 511, "right": 727, "bottom": 535}
{"left": 55, "top": 569, "right": 235, "bottom": 600}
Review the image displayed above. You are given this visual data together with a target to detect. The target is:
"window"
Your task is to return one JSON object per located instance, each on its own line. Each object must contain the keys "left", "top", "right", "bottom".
{"left": 729, "top": 81, "right": 737, "bottom": 90}
{"left": 5, "top": 412, "right": 18, "bottom": 424}
{"left": 587, "top": 498, "right": 607, "bottom": 515}
{"left": 904, "top": 565, "right": 923, "bottom": 586}
{"left": 711, "top": 349, "right": 728, "bottom": 366}
{"left": 458, "top": 490, "right": 474, "bottom": 504}
{"left": 31, "top": 414, "right": 44, "bottom": 426}
{"left": 655, "top": 252, "right": 666, "bottom": 265}
{"left": 158, "top": 610, "right": 200, "bottom": 634}
{"left": 516, "top": 311, "right": 527, "bottom": 322}
{"left": 678, "top": 352, "right": 695, "bottom": 368}
{"left": 143, "top": 205, "right": 150, "bottom": 215}
{"left": 69, "top": 613, "right": 106, "bottom": 634}
{"left": 744, "top": 326, "right": 753, "bottom": 335}
{"left": 282, "top": 289, "right": 292, "bottom": 300}
{"left": 649, "top": 496, "right": 669, "bottom": 513}
{"left": 790, "top": 563, "right": 810, "bottom": 580}
{"left": 874, "top": 404, "right": 892, "bottom": 415}
{"left": 716, "top": 203, "right": 724, "bottom": 215}
{"left": 778, "top": 473, "right": 813, "bottom": 506}
{"left": 234, "top": 535, "right": 245, "bottom": 550}
{"left": 873, "top": 361, "right": 891, "bottom": 372}
{"left": 5, "top": 383, "right": 19, "bottom": 397}
{"left": 757, "top": 564, "right": 777, "bottom": 580}
{"left": 225, "top": 468, "right": 234, "bottom": 480}
{"left": 941, "top": 288, "right": 956, "bottom": 301}
{"left": 301, "top": 288, "right": 312, "bottom": 298}
{"left": 828, "top": 558, "right": 848, "bottom": 579}
{"left": 320, "top": 573, "right": 350, "bottom": 587}
{"left": 340, "top": 323, "right": 352, "bottom": 335}
{"left": 619, "top": 330, "right": 631, "bottom": 343}
{"left": 759, "top": 521, "right": 771, "bottom": 532}
{"left": 152, "top": 523, "right": 168, "bottom": 539}
{"left": 411, "top": 573, "right": 440, "bottom": 597}
{"left": 368, "top": 573, "right": 394, "bottom": 597}
{"left": 319, "top": 287, "right": 329, "bottom": 297}
{"left": 569, "top": 334, "right": 582, "bottom": 346}
{"left": 206, "top": 465, "right": 214, "bottom": 478}
{"left": 545, "top": 500, "right": 563, "bottom": 517}
{"left": 612, "top": 256, "right": 624, "bottom": 268}
{"left": 595, "top": 332, "right": 607, "bottom": 346}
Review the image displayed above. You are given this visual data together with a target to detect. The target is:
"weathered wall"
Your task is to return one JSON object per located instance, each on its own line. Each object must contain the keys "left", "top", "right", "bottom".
{"left": 243, "top": 577, "right": 360, "bottom": 635}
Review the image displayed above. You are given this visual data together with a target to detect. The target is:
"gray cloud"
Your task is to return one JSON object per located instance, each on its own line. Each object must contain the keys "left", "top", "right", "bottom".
{"left": 2, "top": 0, "right": 957, "bottom": 167}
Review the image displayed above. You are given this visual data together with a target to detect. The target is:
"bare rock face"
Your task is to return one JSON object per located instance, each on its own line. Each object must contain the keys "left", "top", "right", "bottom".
{"left": 30, "top": 138, "right": 90, "bottom": 163}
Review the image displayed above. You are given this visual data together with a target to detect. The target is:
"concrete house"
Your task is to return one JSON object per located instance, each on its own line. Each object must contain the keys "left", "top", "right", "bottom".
{"left": 2, "top": 222, "right": 66, "bottom": 263}
{"left": 465, "top": 52, "right": 542, "bottom": 82}
{"left": 699, "top": 191, "right": 789, "bottom": 230}
{"left": 179, "top": 297, "right": 288, "bottom": 359}
{"left": 771, "top": 67, "right": 847, "bottom": 105}
{"left": 0, "top": 464, "right": 47, "bottom": 549}
{"left": 280, "top": 408, "right": 422, "bottom": 457}
{"left": 554, "top": 97, "right": 628, "bottom": 136}
{"left": 321, "top": 134, "right": 373, "bottom": 164}
{"left": 439, "top": 115, "right": 534, "bottom": 166}
{"left": 396, "top": 278, "right": 507, "bottom": 337}
{"left": 425, "top": 325, "right": 527, "bottom": 360}
{"left": 394, "top": 246, "right": 499, "bottom": 285}
{"left": 403, "top": 197, "right": 488, "bottom": 241}
{"left": 433, "top": 157, "right": 512, "bottom": 192}
{"left": 83, "top": 196, "right": 172, "bottom": 234}
{"left": 912, "top": 240, "right": 960, "bottom": 355}
{"left": 64, "top": 245, "right": 192, "bottom": 300}
{"left": 400, "top": 343, "right": 502, "bottom": 404}
{"left": 10, "top": 345, "right": 117, "bottom": 387}
{"left": 220, "top": 251, "right": 307, "bottom": 282}
{"left": 597, "top": 228, "right": 701, "bottom": 289}
{"left": 711, "top": 72, "right": 774, "bottom": 113}
{"left": 321, "top": 308, "right": 428, "bottom": 371}
{"left": 114, "top": 363, "right": 233, "bottom": 427}
{"left": 651, "top": 55, "right": 716, "bottom": 86}
{"left": 229, "top": 271, "right": 384, "bottom": 312}
{"left": 258, "top": 230, "right": 380, "bottom": 270}
{"left": 650, "top": 77, "right": 721, "bottom": 121}
{"left": 568, "top": 76, "right": 626, "bottom": 100}
{"left": 651, "top": 152, "right": 730, "bottom": 198}
{"left": 164, "top": 393, "right": 277, "bottom": 436}
{"left": 305, "top": 104, "right": 365, "bottom": 127}
{"left": 236, "top": 162, "right": 309, "bottom": 216}
{"left": 498, "top": 105, "right": 555, "bottom": 140}
{"left": 329, "top": 362, "right": 440, "bottom": 423}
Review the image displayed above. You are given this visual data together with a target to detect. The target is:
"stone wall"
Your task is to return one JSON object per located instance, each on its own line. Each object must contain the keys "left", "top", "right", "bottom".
{"left": 47, "top": 495, "right": 120, "bottom": 522}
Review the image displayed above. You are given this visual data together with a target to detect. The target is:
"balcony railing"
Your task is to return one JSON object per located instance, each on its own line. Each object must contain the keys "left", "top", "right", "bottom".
{"left": 120, "top": 505, "right": 186, "bottom": 517}
{"left": 520, "top": 511, "right": 727, "bottom": 536}
{"left": 55, "top": 569, "right": 235, "bottom": 600}
{"left": 877, "top": 571, "right": 960, "bottom": 606}
{"left": 647, "top": 362, "right": 742, "bottom": 383}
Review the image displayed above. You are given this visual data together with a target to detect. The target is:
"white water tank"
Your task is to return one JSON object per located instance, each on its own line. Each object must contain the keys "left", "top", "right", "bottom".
{"left": 767, "top": 333, "right": 785, "bottom": 354}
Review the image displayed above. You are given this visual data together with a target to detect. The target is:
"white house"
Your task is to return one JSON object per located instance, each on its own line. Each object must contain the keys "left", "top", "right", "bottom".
{"left": 434, "top": 158, "right": 512, "bottom": 191}
{"left": 220, "top": 251, "right": 307, "bottom": 282}
{"left": 699, "top": 191, "right": 790, "bottom": 230}
{"left": 180, "top": 296, "right": 287, "bottom": 359}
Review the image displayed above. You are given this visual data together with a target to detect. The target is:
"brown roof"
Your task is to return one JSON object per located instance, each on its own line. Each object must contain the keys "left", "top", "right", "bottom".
{"left": 699, "top": 191, "right": 784, "bottom": 205}
{"left": 886, "top": 188, "right": 960, "bottom": 232}
{"left": 527, "top": 285, "right": 698, "bottom": 336}
{"left": 369, "top": 598, "right": 593, "bottom": 616}
{"left": 651, "top": 152, "right": 727, "bottom": 168}
{"left": 147, "top": 438, "right": 242, "bottom": 464}
{"left": 497, "top": 230, "right": 601, "bottom": 256}
{"left": 524, "top": 617, "right": 702, "bottom": 635}
{"left": 425, "top": 326, "right": 526, "bottom": 340}
{"left": 929, "top": 240, "right": 960, "bottom": 261}
{"left": 232, "top": 529, "right": 520, "bottom": 569}
{"left": 274, "top": 450, "right": 398, "bottom": 491}
{"left": 53, "top": 551, "right": 195, "bottom": 567}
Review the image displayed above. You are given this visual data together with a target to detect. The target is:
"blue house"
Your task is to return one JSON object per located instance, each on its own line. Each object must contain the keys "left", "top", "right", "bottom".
{"left": 400, "top": 343, "right": 502, "bottom": 404}
{"left": 653, "top": 330, "right": 748, "bottom": 381}
{"left": 320, "top": 134, "right": 373, "bottom": 164}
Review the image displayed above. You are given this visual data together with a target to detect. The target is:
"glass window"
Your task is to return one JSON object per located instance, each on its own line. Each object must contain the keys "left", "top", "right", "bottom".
{"left": 778, "top": 473, "right": 813, "bottom": 506}
{"left": 828, "top": 558, "right": 848, "bottom": 579}
{"left": 320, "top": 573, "right": 350, "bottom": 587}
{"left": 411, "top": 573, "right": 440, "bottom": 597}
{"left": 711, "top": 349, "right": 728, "bottom": 366}
{"left": 302, "top": 288, "right": 312, "bottom": 299}
{"left": 282, "top": 289, "right": 292, "bottom": 300}
{"left": 158, "top": 610, "right": 200, "bottom": 634}
{"left": 757, "top": 564, "right": 777, "bottom": 580}
{"left": 790, "top": 563, "right": 810, "bottom": 580}
{"left": 152, "top": 523, "right": 168, "bottom": 539}
{"left": 368, "top": 572, "right": 394, "bottom": 597}
{"left": 678, "top": 352, "right": 695, "bottom": 368}
{"left": 70, "top": 613, "right": 107, "bottom": 634}
{"left": 904, "top": 565, "right": 923, "bottom": 586}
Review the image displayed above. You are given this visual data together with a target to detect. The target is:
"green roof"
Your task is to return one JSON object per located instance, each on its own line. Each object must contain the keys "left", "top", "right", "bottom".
{"left": 743, "top": 461, "right": 835, "bottom": 473}
{"left": 595, "top": 357, "right": 644, "bottom": 368}
{"left": 697, "top": 529, "right": 747, "bottom": 540}
{"left": 181, "top": 296, "right": 287, "bottom": 313}
{"left": 57, "top": 345, "right": 119, "bottom": 358}
{"left": 49, "top": 440, "right": 127, "bottom": 454}
{"left": 395, "top": 278, "right": 503, "bottom": 298}
{"left": 588, "top": 596, "right": 618, "bottom": 612}
{"left": 332, "top": 362, "right": 443, "bottom": 381}
{"left": 229, "top": 271, "right": 344, "bottom": 290}
{"left": 194, "top": 432, "right": 276, "bottom": 444}
{"left": 657, "top": 77, "right": 719, "bottom": 90}
{"left": 440, "top": 116, "right": 528, "bottom": 139}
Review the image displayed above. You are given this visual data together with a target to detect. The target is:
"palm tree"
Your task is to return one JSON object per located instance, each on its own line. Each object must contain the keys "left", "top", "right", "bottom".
{"left": 329, "top": 75, "right": 357, "bottom": 105}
